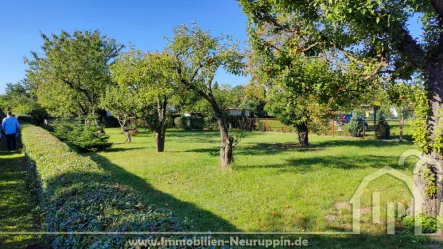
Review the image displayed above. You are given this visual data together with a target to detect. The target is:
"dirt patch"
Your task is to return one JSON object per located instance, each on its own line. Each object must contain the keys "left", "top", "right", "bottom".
{"left": 360, "top": 207, "right": 371, "bottom": 215}
{"left": 324, "top": 215, "right": 338, "bottom": 223}
{"left": 334, "top": 201, "right": 351, "bottom": 210}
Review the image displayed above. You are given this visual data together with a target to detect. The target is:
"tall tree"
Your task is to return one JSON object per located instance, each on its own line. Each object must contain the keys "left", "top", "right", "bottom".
{"left": 167, "top": 24, "right": 245, "bottom": 167}
{"left": 26, "top": 30, "right": 123, "bottom": 119}
{"left": 111, "top": 49, "right": 175, "bottom": 152}
{"left": 239, "top": 0, "right": 443, "bottom": 217}
{"left": 246, "top": 34, "right": 363, "bottom": 145}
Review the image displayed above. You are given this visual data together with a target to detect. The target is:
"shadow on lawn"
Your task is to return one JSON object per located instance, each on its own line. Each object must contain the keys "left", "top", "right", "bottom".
{"left": 236, "top": 155, "right": 405, "bottom": 173}
{"left": 186, "top": 138, "right": 412, "bottom": 157}
{"left": 185, "top": 144, "right": 325, "bottom": 157}
{"left": 314, "top": 138, "right": 413, "bottom": 148}
{"left": 0, "top": 138, "right": 43, "bottom": 249}
{"left": 105, "top": 146, "right": 147, "bottom": 152}
{"left": 87, "top": 153, "right": 239, "bottom": 232}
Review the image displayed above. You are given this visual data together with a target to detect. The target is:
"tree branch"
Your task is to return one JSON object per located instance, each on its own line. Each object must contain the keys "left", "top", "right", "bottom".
{"left": 396, "top": 27, "right": 424, "bottom": 68}
{"left": 432, "top": 0, "right": 443, "bottom": 16}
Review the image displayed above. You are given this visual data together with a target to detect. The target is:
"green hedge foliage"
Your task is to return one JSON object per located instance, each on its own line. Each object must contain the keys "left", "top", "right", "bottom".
{"left": 174, "top": 116, "right": 204, "bottom": 130}
{"left": 53, "top": 121, "right": 112, "bottom": 152}
{"left": 22, "top": 125, "right": 185, "bottom": 248}
{"left": 348, "top": 111, "right": 364, "bottom": 137}
{"left": 374, "top": 110, "right": 391, "bottom": 139}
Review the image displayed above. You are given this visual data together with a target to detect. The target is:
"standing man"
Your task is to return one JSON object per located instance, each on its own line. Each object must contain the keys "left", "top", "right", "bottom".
{"left": 1, "top": 111, "right": 20, "bottom": 152}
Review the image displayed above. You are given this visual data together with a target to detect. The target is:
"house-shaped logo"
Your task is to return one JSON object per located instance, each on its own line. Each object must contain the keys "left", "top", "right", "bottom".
{"left": 350, "top": 163, "right": 425, "bottom": 235}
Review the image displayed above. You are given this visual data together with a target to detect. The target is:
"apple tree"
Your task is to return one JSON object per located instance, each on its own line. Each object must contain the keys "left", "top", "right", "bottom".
{"left": 167, "top": 24, "right": 245, "bottom": 167}
{"left": 240, "top": 0, "right": 443, "bottom": 217}
{"left": 111, "top": 49, "right": 176, "bottom": 152}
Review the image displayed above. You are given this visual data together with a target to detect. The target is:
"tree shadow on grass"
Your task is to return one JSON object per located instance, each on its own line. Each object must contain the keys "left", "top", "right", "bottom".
{"left": 0, "top": 138, "right": 43, "bottom": 249}
{"left": 184, "top": 142, "right": 326, "bottom": 157}
{"left": 236, "top": 155, "right": 409, "bottom": 174}
{"left": 237, "top": 143, "right": 325, "bottom": 156}
{"left": 87, "top": 153, "right": 239, "bottom": 232}
{"left": 314, "top": 138, "right": 413, "bottom": 148}
{"left": 186, "top": 138, "right": 411, "bottom": 157}
{"left": 105, "top": 147, "right": 147, "bottom": 152}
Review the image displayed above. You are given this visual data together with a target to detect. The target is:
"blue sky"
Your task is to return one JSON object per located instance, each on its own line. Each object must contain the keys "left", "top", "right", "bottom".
{"left": 0, "top": 1, "right": 424, "bottom": 94}
{"left": 0, "top": 0, "right": 250, "bottom": 93}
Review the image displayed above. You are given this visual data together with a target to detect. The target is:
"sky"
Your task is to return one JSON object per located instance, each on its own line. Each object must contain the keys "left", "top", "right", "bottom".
{"left": 0, "top": 0, "right": 250, "bottom": 94}
{"left": 0, "top": 1, "right": 424, "bottom": 94}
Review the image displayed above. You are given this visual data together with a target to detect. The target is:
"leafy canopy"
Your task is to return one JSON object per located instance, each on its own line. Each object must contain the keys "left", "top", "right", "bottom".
{"left": 26, "top": 30, "right": 123, "bottom": 117}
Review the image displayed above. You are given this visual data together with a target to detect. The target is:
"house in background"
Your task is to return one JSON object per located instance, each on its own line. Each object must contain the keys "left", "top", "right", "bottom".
{"left": 227, "top": 107, "right": 250, "bottom": 117}
{"left": 361, "top": 104, "right": 380, "bottom": 126}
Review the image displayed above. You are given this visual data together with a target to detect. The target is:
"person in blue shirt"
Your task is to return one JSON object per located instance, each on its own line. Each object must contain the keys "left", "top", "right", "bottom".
{"left": 1, "top": 111, "right": 20, "bottom": 152}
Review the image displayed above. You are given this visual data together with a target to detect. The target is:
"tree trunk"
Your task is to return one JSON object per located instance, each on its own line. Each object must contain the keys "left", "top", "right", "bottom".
{"left": 155, "top": 128, "right": 166, "bottom": 152}
{"left": 154, "top": 96, "right": 168, "bottom": 153}
{"left": 119, "top": 120, "right": 131, "bottom": 143}
{"left": 296, "top": 123, "right": 309, "bottom": 147}
{"left": 399, "top": 106, "right": 404, "bottom": 142}
{"left": 219, "top": 124, "right": 234, "bottom": 167}
{"left": 211, "top": 99, "right": 234, "bottom": 167}
{"left": 122, "top": 128, "right": 131, "bottom": 143}
{"left": 415, "top": 61, "right": 443, "bottom": 217}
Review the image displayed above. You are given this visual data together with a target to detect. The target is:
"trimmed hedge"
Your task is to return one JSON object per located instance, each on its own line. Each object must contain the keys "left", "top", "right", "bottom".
{"left": 22, "top": 125, "right": 185, "bottom": 248}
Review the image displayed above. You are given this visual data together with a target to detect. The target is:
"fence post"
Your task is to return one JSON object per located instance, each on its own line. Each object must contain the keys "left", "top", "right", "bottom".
{"left": 266, "top": 118, "right": 269, "bottom": 132}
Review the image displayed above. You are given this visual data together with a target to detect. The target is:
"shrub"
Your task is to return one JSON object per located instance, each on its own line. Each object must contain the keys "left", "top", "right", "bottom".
{"left": 175, "top": 116, "right": 204, "bottom": 130}
{"left": 17, "top": 115, "right": 34, "bottom": 124}
{"left": 402, "top": 214, "right": 437, "bottom": 234}
{"left": 53, "top": 120, "right": 112, "bottom": 152}
{"left": 69, "top": 124, "right": 113, "bottom": 152}
{"left": 22, "top": 125, "right": 185, "bottom": 248}
{"left": 52, "top": 120, "right": 74, "bottom": 141}
{"left": 375, "top": 110, "right": 391, "bottom": 139}
{"left": 348, "top": 110, "right": 364, "bottom": 137}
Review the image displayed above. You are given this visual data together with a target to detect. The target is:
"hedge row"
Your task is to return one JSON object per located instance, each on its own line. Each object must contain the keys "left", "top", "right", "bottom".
{"left": 22, "top": 125, "right": 185, "bottom": 248}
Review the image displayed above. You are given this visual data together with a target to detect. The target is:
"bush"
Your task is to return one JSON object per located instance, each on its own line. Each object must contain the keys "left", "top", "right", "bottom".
{"left": 175, "top": 116, "right": 204, "bottom": 130}
{"left": 349, "top": 110, "right": 364, "bottom": 137}
{"left": 402, "top": 214, "right": 437, "bottom": 234}
{"left": 375, "top": 110, "right": 391, "bottom": 139}
{"left": 53, "top": 120, "right": 112, "bottom": 152}
{"left": 17, "top": 115, "right": 34, "bottom": 124}
{"left": 22, "top": 125, "right": 186, "bottom": 248}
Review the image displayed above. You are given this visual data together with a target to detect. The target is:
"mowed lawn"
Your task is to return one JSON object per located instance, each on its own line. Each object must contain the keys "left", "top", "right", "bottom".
{"left": 88, "top": 128, "right": 421, "bottom": 236}
{"left": 0, "top": 142, "right": 42, "bottom": 248}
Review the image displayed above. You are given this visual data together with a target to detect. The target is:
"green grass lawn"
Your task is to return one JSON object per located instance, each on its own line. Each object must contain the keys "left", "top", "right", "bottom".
{"left": 0, "top": 141, "right": 42, "bottom": 249}
{"left": 84, "top": 128, "right": 440, "bottom": 247}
